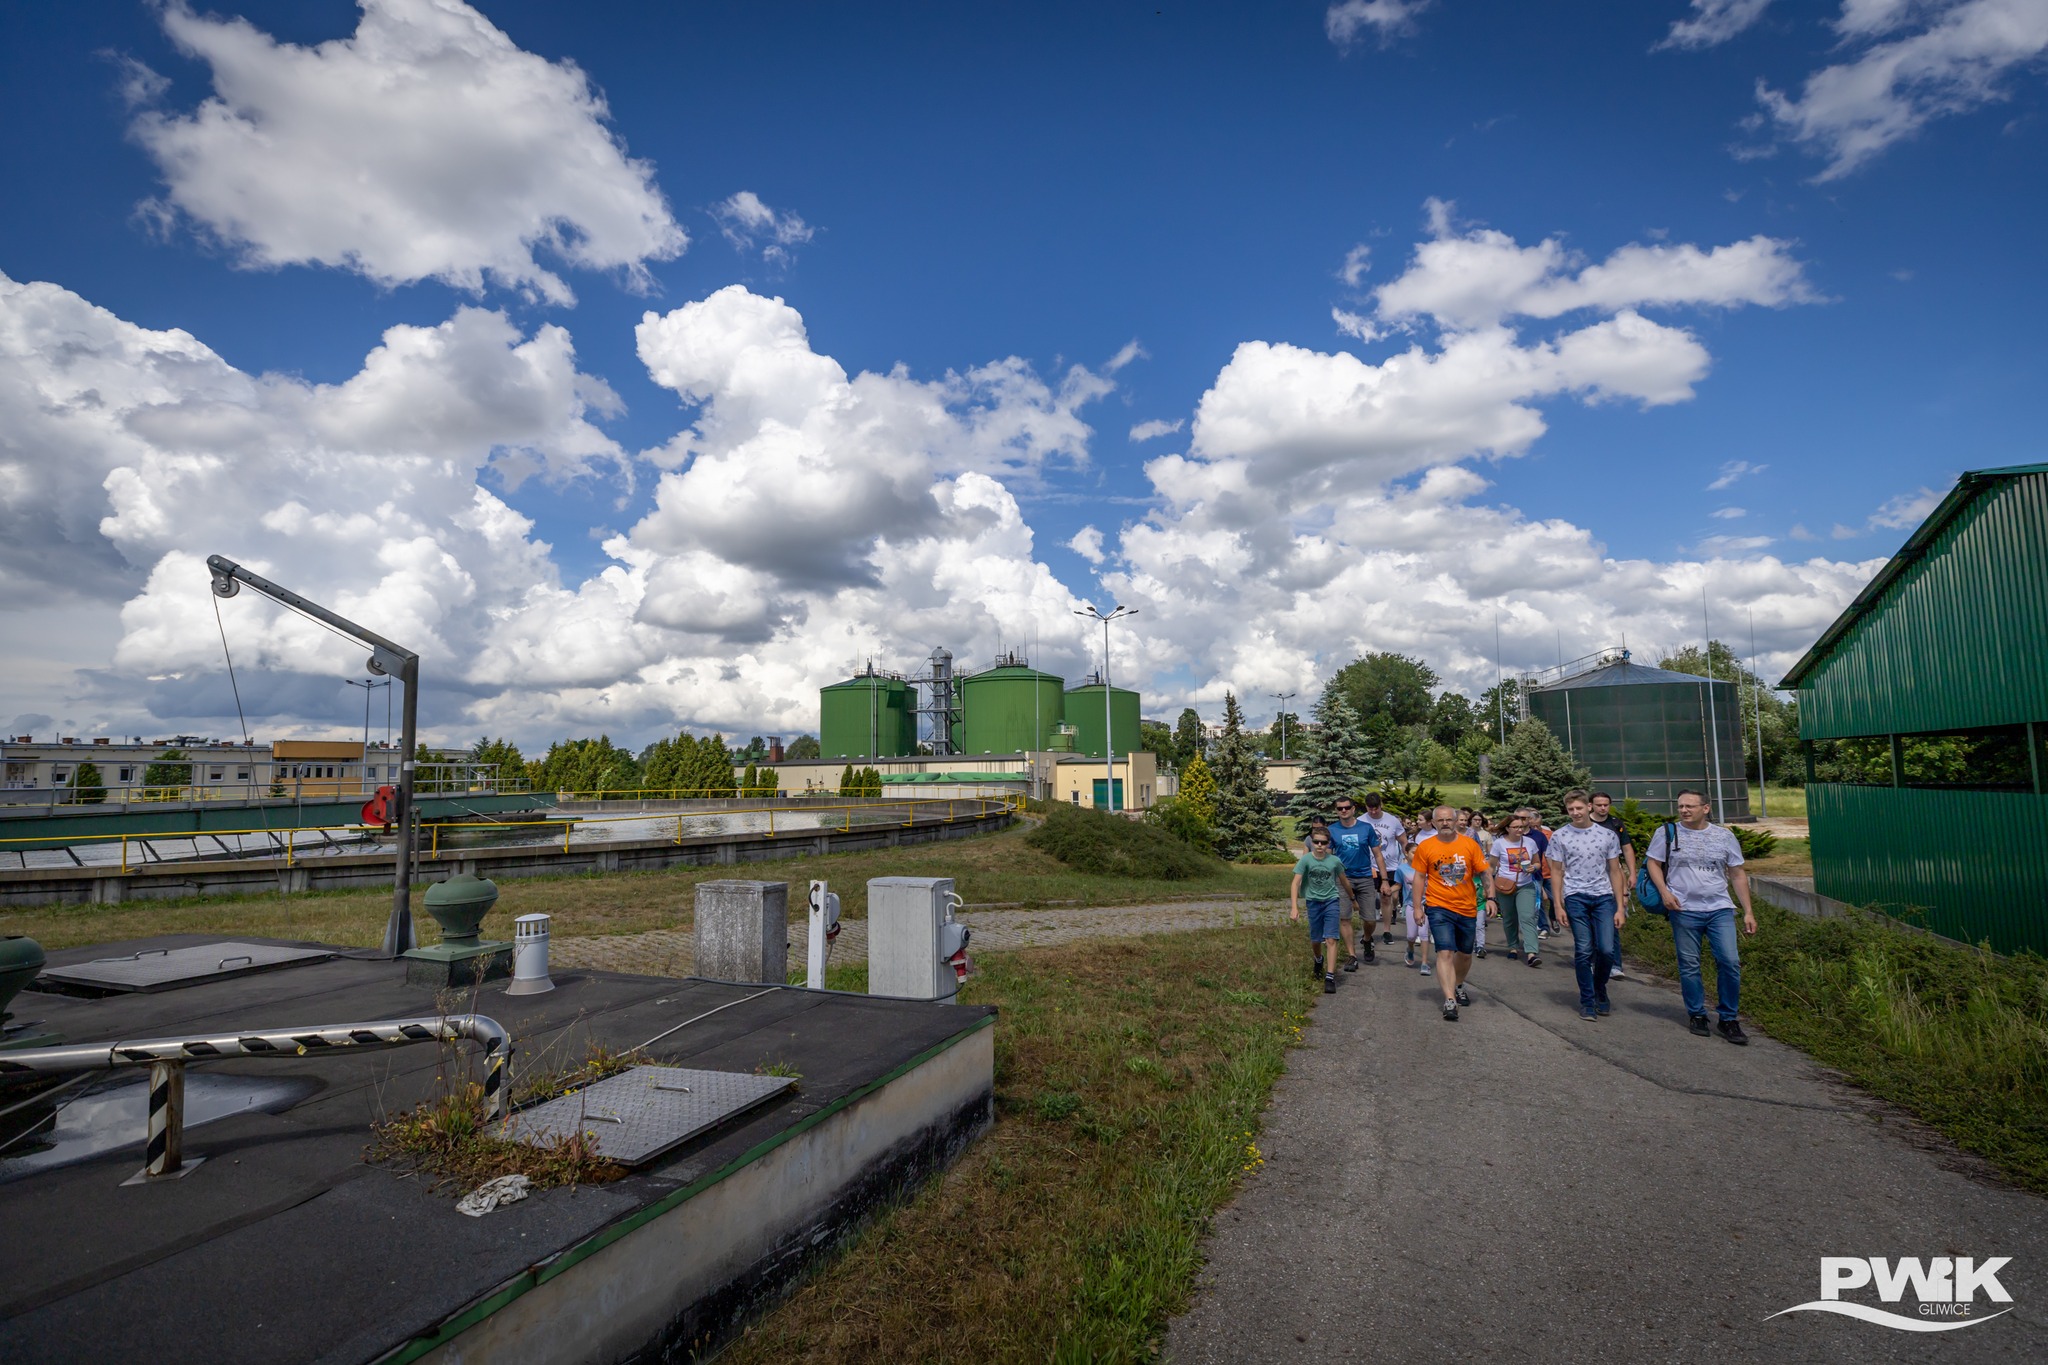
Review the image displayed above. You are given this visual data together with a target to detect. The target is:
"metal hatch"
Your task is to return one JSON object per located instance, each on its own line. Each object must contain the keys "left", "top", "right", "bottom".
{"left": 503, "top": 1065, "right": 796, "bottom": 1166}
{"left": 34, "top": 941, "right": 335, "bottom": 996}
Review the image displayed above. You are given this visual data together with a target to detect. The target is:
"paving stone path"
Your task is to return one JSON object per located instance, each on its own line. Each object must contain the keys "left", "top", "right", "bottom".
{"left": 553, "top": 898, "right": 1291, "bottom": 976}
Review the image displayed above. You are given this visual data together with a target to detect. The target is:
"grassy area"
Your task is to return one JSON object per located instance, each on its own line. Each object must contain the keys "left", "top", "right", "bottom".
{"left": 1621, "top": 902, "right": 2048, "bottom": 1194}
{"left": 1742, "top": 836, "right": 1812, "bottom": 879}
{"left": 0, "top": 823, "right": 1293, "bottom": 951}
{"left": 723, "top": 924, "right": 1317, "bottom": 1363}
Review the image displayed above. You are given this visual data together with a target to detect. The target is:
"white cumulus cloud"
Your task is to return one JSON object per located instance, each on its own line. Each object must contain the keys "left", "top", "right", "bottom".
{"left": 1326, "top": 1, "right": 1434, "bottom": 48}
{"left": 1068, "top": 526, "right": 1107, "bottom": 564}
{"left": 1129, "top": 418, "right": 1185, "bottom": 442}
{"left": 128, "top": 0, "right": 685, "bottom": 303}
{"left": 1657, "top": 0, "right": 1776, "bottom": 50}
{"left": 712, "top": 191, "right": 816, "bottom": 266}
{"left": 1758, "top": 0, "right": 2048, "bottom": 180}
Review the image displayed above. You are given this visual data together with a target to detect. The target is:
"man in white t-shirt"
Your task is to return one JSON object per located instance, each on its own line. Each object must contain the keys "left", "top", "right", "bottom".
{"left": 1545, "top": 790, "right": 1626, "bottom": 1022}
{"left": 1363, "top": 793, "right": 1407, "bottom": 945}
{"left": 1647, "top": 788, "right": 1758, "bottom": 1045}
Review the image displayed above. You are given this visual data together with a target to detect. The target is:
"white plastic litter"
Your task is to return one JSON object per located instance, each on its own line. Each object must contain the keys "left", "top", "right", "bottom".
{"left": 456, "top": 1173, "right": 533, "bottom": 1217}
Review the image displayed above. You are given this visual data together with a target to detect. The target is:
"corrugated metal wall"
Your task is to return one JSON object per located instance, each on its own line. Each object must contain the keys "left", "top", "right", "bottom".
{"left": 1810, "top": 784, "right": 2048, "bottom": 955}
{"left": 1798, "top": 471, "right": 2048, "bottom": 739}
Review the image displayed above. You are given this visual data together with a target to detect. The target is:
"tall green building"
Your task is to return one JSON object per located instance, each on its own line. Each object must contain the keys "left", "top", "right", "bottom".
{"left": 1780, "top": 463, "right": 2048, "bottom": 955}
{"left": 955, "top": 661, "right": 1065, "bottom": 755}
{"left": 1065, "top": 677, "right": 1140, "bottom": 760}
{"left": 819, "top": 670, "right": 917, "bottom": 759}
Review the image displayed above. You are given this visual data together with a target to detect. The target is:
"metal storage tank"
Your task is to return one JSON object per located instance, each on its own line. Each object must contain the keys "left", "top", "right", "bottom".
{"left": 819, "top": 668, "right": 918, "bottom": 759}
{"left": 1524, "top": 654, "right": 1749, "bottom": 819}
{"left": 955, "top": 656, "right": 1065, "bottom": 754}
{"left": 1066, "top": 674, "right": 1142, "bottom": 761}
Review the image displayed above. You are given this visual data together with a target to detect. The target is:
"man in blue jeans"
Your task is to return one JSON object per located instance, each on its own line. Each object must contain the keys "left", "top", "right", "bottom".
{"left": 1647, "top": 788, "right": 1758, "bottom": 1044}
{"left": 1545, "top": 790, "right": 1626, "bottom": 1021}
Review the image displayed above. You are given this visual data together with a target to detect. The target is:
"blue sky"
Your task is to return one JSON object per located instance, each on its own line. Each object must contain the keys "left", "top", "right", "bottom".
{"left": 2, "top": 1, "right": 2043, "bottom": 747}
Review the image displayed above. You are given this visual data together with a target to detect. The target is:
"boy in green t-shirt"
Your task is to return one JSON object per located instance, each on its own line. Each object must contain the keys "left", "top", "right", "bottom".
{"left": 1292, "top": 831, "right": 1354, "bottom": 995}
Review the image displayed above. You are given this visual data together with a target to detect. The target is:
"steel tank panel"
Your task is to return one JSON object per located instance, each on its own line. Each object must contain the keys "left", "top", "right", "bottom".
{"left": 820, "top": 676, "right": 917, "bottom": 758}
{"left": 956, "top": 668, "right": 1065, "bottom": 754}
{"left": 1527, "top": 677, "right": 1749, "bottom": 818}
{"left": 1792, "top": 470, "right": 2048, "bottom": 740}
{"left": 1065, "top": 684, "right": 1141, "bottom": 760}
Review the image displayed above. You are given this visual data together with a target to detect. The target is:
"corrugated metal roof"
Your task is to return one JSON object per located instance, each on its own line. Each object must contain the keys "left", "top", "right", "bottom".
{"left": 1527, "top": 660, "right": 1719, "bottom": 692}
{"left": 1779, "top": 462, "right": 2048, "bottom": 690}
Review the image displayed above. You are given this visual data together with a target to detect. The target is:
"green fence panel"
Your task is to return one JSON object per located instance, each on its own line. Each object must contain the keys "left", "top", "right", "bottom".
{"left": 1810, "top": 783, "right": 2048, "bottom": 955}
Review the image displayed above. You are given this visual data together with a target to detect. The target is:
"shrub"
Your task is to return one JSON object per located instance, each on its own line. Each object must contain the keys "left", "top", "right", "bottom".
{"left": 1144, "top": 795, "right": 1216, "bottom": 853}
{"left": 1369, "top": 782, "right": 1444, "bottom": 820}
{"left": 1027, "top": 804, "right": 1228, "bottom": 880}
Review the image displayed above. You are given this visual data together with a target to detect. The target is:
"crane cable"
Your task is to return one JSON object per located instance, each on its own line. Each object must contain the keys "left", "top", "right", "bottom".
{"left": 211, "top": 591, "right": 278, "bottom": 861}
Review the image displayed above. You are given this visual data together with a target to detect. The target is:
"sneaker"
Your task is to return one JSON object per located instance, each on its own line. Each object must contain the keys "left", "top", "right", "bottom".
{"left": 1362, "top": 942, "right": 1376, "bottom": 964}
{"left": 1420, "top": 963, "right": 1434, "bottom": 977}
{"left": 1609, "top": 965, "right": 1627, "bottom": 980}
{"left": 1455, "top": 984, "right": 1472, "bottom": 1007}
{"left": 1718, "top": 1019, "right": 1750, "bottom": 1046}
{"left": 1579, "top": 1007, "right": 1598, "bottom": 1021}
{"left": 1688, "top": 1013, "right": 1711, "bottom": 1037}
{"left": 1312, "top": 955, "right": 1324, "bottom": 979}
{"left": 1405, "top": 949, "right": 1417, "bottom": 967}
{"left": 1595, "top": 999, "right": 1611, "bottom": 1017}
{"left": 1324, "top": 974, "right": 1337, "bottom": 995}
{"left": 1442, "top": 1000, "right": 1459, "bottom": 1022}
{"left": 1474, "top": 945, "right": 1488, "bottom": 959}
{"left": 1344, "top": 955, "right": 1361, "bottom": 973}
{"left": 1381, "top": 931, "right": 1394, "bottom": 945}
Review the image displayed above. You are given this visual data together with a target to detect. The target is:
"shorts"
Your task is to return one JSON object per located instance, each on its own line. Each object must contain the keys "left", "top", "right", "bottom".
{"left": 1305, "top": 898, "right": 1343, "bottom": 943}
{"left": 1426, "top": 906, "right": 1477, "bottom": 955}
{"left": 1404, "top": 900, "right": 1428, "bottom": 941}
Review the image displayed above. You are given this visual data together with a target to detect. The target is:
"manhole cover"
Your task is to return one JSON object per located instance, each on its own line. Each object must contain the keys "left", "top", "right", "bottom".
{"left": 502, "top": 1065, "right": 795, "bottom": 1166}
{"left": 35, "top": 942, "right": 334, "bottom": 996}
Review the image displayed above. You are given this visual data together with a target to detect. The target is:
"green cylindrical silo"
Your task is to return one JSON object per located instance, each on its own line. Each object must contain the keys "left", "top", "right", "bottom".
{"left": 1066, "top": 679, "right": 1141, "bottom": 759}
{"left": 819, "top": 672, "right": 917, "bottom": 758}
{"left": 956, "top": 664, "right": 1065, "bottom": 754}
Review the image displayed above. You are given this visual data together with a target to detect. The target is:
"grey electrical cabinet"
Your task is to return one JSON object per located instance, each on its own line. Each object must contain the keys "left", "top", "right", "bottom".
{"left": 867, "top": 876, "right": 969, "bottom": 1002}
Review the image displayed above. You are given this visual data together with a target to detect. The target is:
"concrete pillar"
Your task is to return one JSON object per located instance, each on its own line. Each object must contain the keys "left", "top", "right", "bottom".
{"left": 693, "top": 880, "right": 788, "bottom": 982}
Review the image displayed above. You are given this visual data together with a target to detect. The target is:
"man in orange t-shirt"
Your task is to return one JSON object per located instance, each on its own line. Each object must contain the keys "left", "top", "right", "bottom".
{"left": 1411, "top": 804, "right": 1490, "bottom": 1022}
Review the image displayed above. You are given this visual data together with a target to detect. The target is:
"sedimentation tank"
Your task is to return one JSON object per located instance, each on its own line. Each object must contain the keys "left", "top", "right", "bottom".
{"left": 1065, "top": 676, "right": 1141, "bottom": 760}
{"left": 956, "top": 659, "right": 1066, "bottom": 755}
{"left": 1524, "top": 657, "right": 1749, "bottom": 818}
{"left": 819, "top": 670, "right": 918, "bottom": 759}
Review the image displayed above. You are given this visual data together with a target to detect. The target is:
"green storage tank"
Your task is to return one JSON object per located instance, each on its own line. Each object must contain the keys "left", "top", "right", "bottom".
{"left": 1066, "top": 677, "right": 1141, "bottom": 760}
{"left": 1524, "top": 657, "right": 1748, "bottom": 818}
{"left": 819, "top": 671, "right": 917, "bottom": 759}
{"left": 956, "top": 661, "right": 1065, "bottom": 755}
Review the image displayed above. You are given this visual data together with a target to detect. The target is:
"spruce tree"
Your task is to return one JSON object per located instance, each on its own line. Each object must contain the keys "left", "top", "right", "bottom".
{"left": 1209, "top": 692, "right": 1281, "bottom": 860}
{"left": 837, "top": 763, "right": 856, "bottom": 795}
{"left": 1288, "top": 685, "right": 1375, "bottom": 821}
{"left": 1482, "top": 717, "right": 1590, "bottom": 822}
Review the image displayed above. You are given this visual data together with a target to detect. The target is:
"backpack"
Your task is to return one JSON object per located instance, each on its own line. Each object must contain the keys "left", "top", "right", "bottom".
{"left": 1634, "top": 822, "right": 1676, "bottom": 915}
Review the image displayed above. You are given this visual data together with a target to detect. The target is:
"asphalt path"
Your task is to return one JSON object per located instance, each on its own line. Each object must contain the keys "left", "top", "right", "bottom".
{"left": 1166, "top": 924, "right": 2048, "bottom": 1363}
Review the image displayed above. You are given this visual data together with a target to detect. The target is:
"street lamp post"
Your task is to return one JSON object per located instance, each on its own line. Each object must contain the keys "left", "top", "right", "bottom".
{"left": 345, "top": 678, "right": 390, "bottom": 795}
{"left": 1270, "top": 691, "right": 1296, "bottom": 761}
{"left": 1074, "top": 604, "right": 1137, "bottom": 811}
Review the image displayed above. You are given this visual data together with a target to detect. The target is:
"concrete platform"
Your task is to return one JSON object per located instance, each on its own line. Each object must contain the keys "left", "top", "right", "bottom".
{"left": 0, "top": 934, "right": 995, "bottom": 1364}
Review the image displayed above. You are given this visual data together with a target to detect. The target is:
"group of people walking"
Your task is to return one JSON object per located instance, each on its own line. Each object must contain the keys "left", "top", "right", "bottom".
{"left": 1290, "top": 789, "right": 1756, "bottom": 1041}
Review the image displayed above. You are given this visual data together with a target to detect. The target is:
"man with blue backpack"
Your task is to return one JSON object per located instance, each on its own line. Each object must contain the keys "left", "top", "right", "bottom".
{"left": 1644, "top": 788, "right": 1758, "bottom": 1044}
